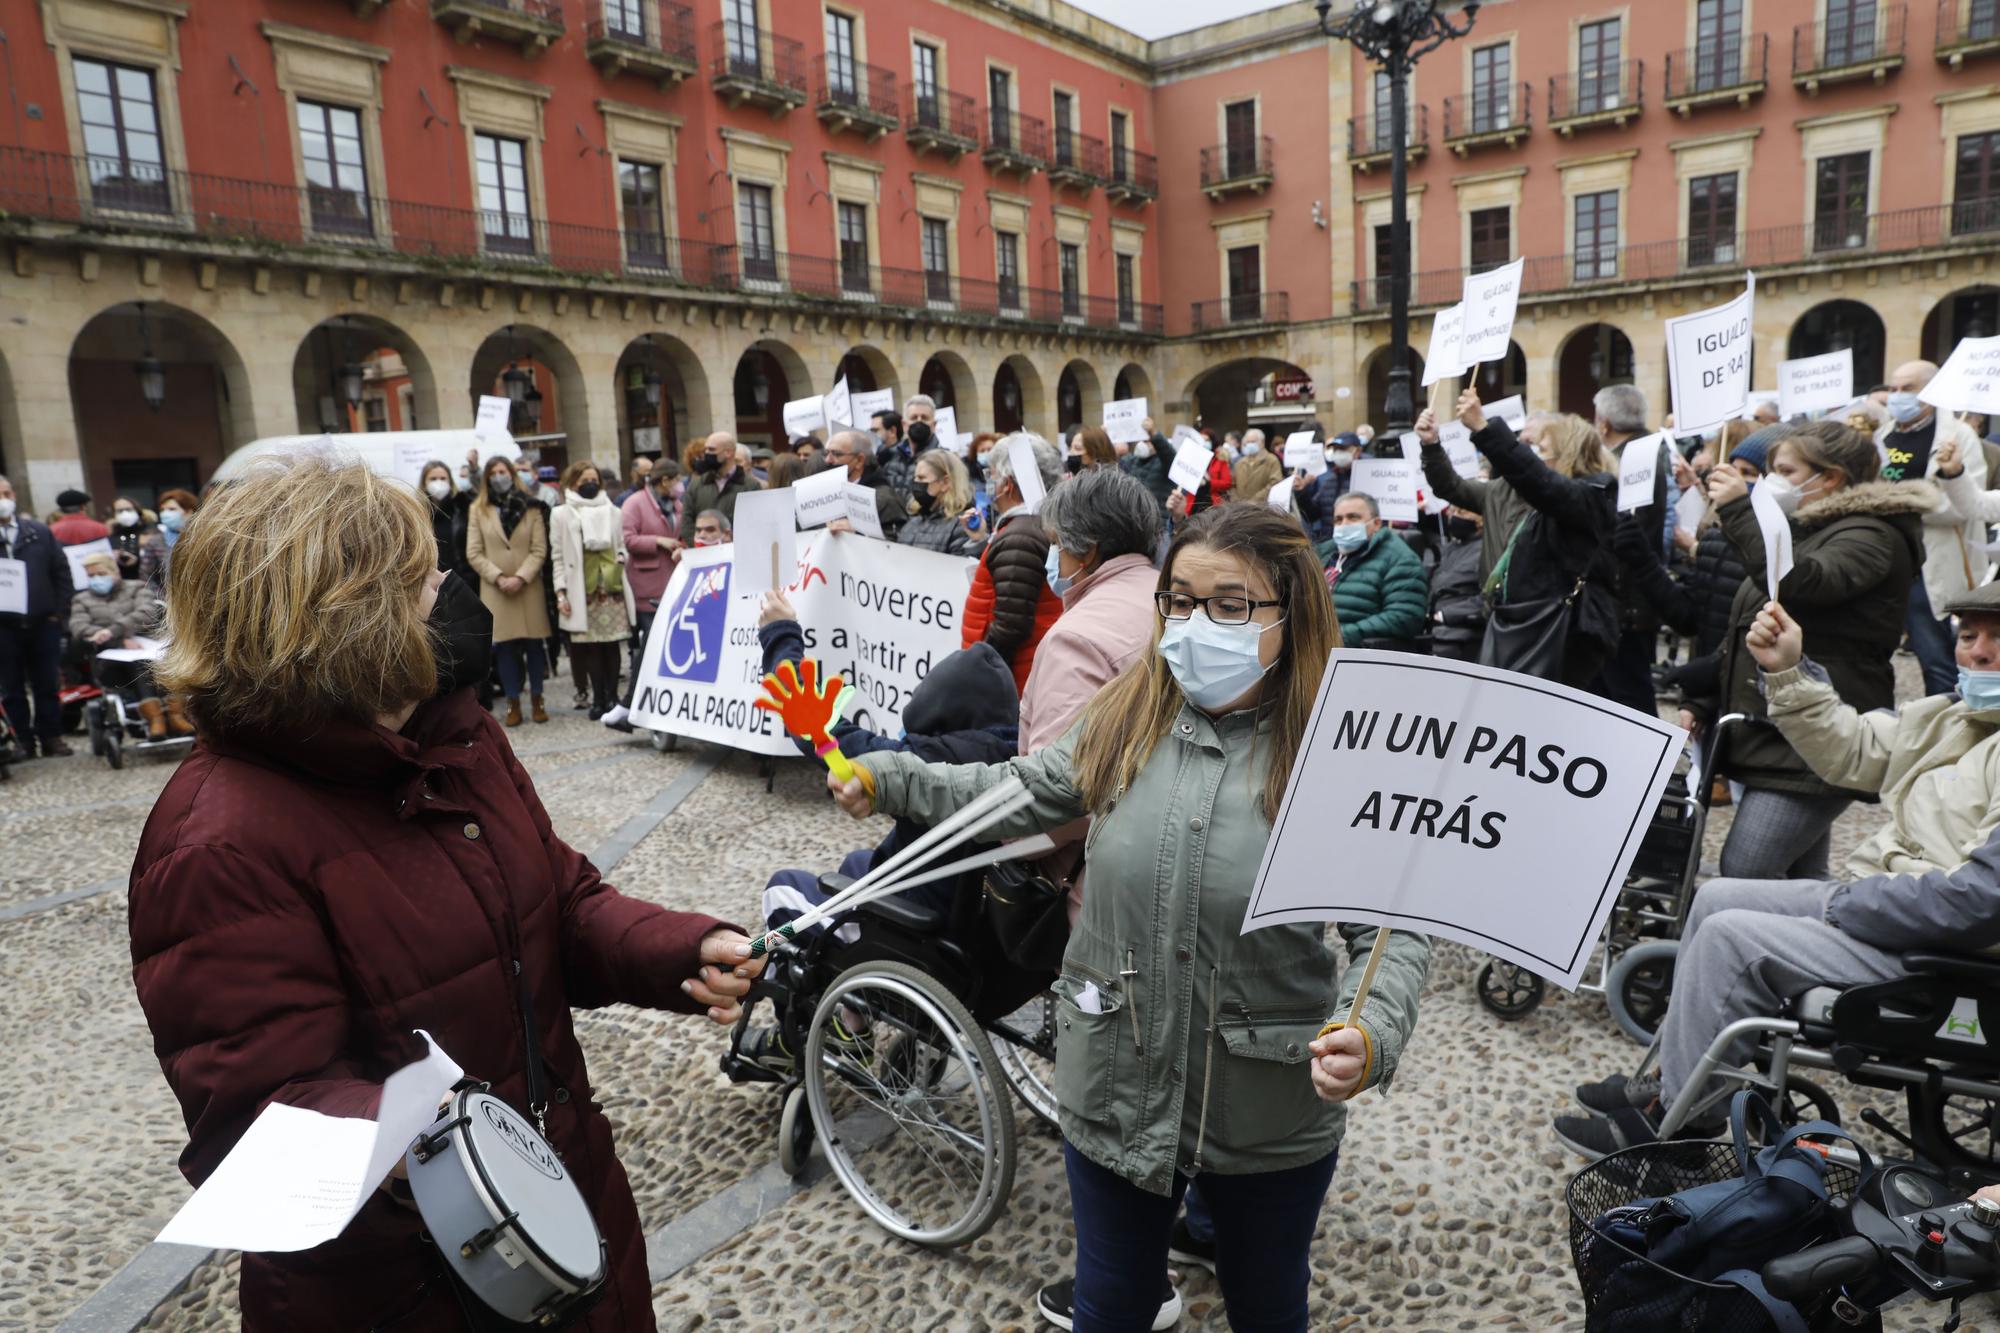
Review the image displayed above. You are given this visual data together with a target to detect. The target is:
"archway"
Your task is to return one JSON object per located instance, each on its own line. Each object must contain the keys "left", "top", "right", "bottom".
{"left": 1056, "top": 359, "right": 1102, "bottom": 434}
{"left": 1361, "top": 345, "right": 1426, "bottom": 432}
{"left": 993, "top": 355, "right": 1047, "bottom": 436}
{"left": 292, "top": 314, "right": 438, "bottom": 436}
{"left": 1557, "top": 323, "right": 1636, "bottom": 420}
{"left": 733, "top": 338, "right": 811, "bottom": 447}
{"left": 1187, "top": 357, "right": 1312, "bottom": 437}
{"left": 920, "top": 352, "right": 973, "bottom": 419}
{"left": 838, "top": 345, "right": 898, "bottom": 401}
{"left": 1466, "top": 341, "right": 1528, "bottom": 406}
{"left": 469, "top": 325, "right": 588, "bottom": 471}
{"left": 1789, "top": 300, "right": 1885, "bottom": 392}
{"left": 1924, "top": 287, "right": 2000, "bottom": 367}
{"left": 68, "top": 300, "right": 254, "bottom": 506}
{"left": 1113, "top": 362, "right": 1155, "bottom": 406}
{"left": 615, "top": 332, "right": 706, "bottom": 466}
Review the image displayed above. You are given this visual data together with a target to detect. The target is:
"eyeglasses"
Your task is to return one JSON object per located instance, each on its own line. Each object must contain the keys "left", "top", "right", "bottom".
{"left": 1155, "top": 591, "right": 1284, "bottom": 626}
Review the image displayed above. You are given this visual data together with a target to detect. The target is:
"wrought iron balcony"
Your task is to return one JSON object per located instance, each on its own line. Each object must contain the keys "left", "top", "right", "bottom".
{"left": 430, "top": 0, "right": 563, "bottom": 55}
{"left": 1442, "top": 84, "right": 1531, "bottom": 152}
{"left": 1191, "top": 291, "right": 1288, "bottom": 332}
{"left": 1793, "top": 4, "right": 1906, "bottom": 90}
{"left": 906, "top": 86, "right": 978, "bottom": 158}
{"left": 815, "top": 56, "right": 898, "bottom": 139}
{"left": 1664, "top": 35, "right": 1770, "bottom": 112}
{"left": 709, "top": 21, "right": 808, "bottom": 114}
{"left": 1549, "top": 60, "right": 1643, "bottom": 134}
{"left": 1346, "top": 105, "right": 1429, "bottom": 170}
{"left": 1938, "top": 0, "right": 2000, "bottom": 66}
{"left": 583, "top": 1, "right": 696, "bottom": 87}
{"left": 982, "top": 110, "right": 1048, "bottom": 176}
{"left": 1105, "top": 146, "right": 1157, "bottom": 203}
{"left": 1199, "top": 135, "right": 1273, "bottom": 199}
{"left": 1047, "top": 127, "right": 1107, "bottom": 191}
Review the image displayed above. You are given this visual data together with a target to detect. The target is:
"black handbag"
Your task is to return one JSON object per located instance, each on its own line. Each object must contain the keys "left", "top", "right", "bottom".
{"left": 982, "top": 858, "right": 1071, "bottom": 973}
{"left": 1477, "top": 515, "right": 1587, "bottom": 678}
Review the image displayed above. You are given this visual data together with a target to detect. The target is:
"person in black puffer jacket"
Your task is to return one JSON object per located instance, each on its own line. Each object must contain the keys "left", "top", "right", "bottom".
{"left": 418, "top": 459, "right": 471, "bottom": 582}
{"left": 1427, "top": 509, "right": 1488, "bottom": 661}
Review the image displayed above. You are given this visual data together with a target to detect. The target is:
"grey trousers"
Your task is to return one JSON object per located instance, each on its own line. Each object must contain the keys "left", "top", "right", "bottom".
{"left": 1717, "top": 788, "right": 1853, "bottom": 882}
{"left": 1660, "top": 878, "right": 1907, "bottom": 1110}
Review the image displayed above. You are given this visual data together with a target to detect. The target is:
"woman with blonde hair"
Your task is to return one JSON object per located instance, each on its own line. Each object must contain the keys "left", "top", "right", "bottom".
{"left": 896, "top": 448, "right": 981, "bottom": 555}
{"left": 1416, "top": 391, "right": 1621, "bottom": 689}
{"left": 830, "top": 504, "right": 1430, "bottom": 1332}
{"left": 549, "top": 459, "right": 635, "bottom": 720}
{"left": 465, "top": 451, "right": 551, "bottom": 726}
{"left": 131, "top": 449, "right": 760, "bottom": 1332}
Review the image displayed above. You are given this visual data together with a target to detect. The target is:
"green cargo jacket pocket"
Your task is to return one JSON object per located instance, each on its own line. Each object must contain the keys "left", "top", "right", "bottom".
{"left": 1053, "top": 971, "right": 1125, "bottom": 1133}
{"left": 1209, "top": 1016, "right": 1329, "bottom": 1152}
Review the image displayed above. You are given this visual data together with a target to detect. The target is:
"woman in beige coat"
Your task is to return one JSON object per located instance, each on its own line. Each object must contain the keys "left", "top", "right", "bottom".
{"left": 549, "top": 460, "right": 637, "bottom": 720}
{"left": 465, "top": 454, "right": 551, "bottom": 726}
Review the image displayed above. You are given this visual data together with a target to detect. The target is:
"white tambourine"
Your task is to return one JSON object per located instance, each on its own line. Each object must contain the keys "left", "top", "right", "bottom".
{"left": 406, "top": 1085, "right": 607, "bottom": 1327}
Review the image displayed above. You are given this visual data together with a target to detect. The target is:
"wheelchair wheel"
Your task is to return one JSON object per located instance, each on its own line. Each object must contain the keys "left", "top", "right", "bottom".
{"left": 1476, "top": 961, "right": 1546, "bottom": 1019}
{"left": 777, "top": 1083, "right": 814, "bottom": 1178}
{"left": 991, "top": 991, "right": 1059, "bottom": 1130}
{"left": 649, "top": 729, "right": 675, "bottom": 753}
{"left": 802, "top": 960, "right": 1016, "bottom": 1248}
{"left": 102, "top": 728, "right": 124, "bottom": 770}
{"left": 85, "top": 700, "right": 107, "bottom": 758}
{"left": 1606, "top": 940, "right": 1679, "bottom": 1046}
{"left": 1772, "top": 1076, "right": 1840, "bottom": 1130}
{"left": 1913, "top": 1082, "right": 2000, "bottom": 1175}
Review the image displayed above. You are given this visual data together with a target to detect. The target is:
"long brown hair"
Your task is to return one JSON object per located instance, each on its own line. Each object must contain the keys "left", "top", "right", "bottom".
{"left": 1071, "top": 504, "right": 1339, "bottom": 824}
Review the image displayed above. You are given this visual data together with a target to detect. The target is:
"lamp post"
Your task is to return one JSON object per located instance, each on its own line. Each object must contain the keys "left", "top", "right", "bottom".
{"left": 1314, "top": 0, "right": 1479, "bottom": 437}
{"left": 133, "top": 302, "right": 166, "bottom": 413}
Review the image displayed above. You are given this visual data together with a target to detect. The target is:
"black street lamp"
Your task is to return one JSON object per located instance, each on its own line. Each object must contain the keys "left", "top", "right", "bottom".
{"left": 133, "top": 302, "right": 165, "bottom": 413}
{"left": 1315, "top": 0, "right": 1479, "bottom": 437}
{"left": 333, "top": 317, "right": 365, "bottom": 414}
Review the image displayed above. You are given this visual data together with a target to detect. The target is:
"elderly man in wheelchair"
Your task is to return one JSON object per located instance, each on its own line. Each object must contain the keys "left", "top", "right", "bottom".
{"left": 1555, "top": 581, "right": 2000, "bottom": 1171}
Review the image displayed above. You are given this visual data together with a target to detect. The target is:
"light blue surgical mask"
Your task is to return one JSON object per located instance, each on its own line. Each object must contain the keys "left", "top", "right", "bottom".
{"left": 88, "top": 575, "right": 117, "bottom": 596}
{"left": 1959, "top": 667, "right": 2000, "bottom": 712}
{"left": 1157, "top": 610, "right": 1283, "bottom": 711}
{"left": 1045, "top": 544, "right": 1074, "bottom": 598}
{"left": 1331, "top": 523, "right": 1370, "bottom": 553}
{"left": 158, "top": 508, "right": 184, "bottom": 531}
{"left": 1887, "top": 391, "right": 1925, "bottom": 425}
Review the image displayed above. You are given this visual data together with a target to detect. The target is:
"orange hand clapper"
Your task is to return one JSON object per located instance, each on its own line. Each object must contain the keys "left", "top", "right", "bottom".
{"left": 752, "top": 658, "right": 858, "bottom": 784}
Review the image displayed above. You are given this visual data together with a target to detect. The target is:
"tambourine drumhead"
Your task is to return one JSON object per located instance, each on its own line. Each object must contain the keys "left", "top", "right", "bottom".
{"left": 455, "top": 1092, "right": 604, "bottom": 1285}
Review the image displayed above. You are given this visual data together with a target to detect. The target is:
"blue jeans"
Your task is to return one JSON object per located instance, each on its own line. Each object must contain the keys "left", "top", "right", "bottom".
{"left": 494, "top": 637, "right": 546, "bottom": 700}
{"left": 1905, "top": 577, "right": 1959, "bottom": 696}
{"left": 1063, "top": 1140, "right": 1338, "bottom": 1333}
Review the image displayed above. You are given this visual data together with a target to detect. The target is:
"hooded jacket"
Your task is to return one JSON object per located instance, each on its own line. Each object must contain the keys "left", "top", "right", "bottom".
{"left": 961, "top": 507, "right": 1064, "bottom": 694}
{"left": 1315, "top": 526, "right": 1430, "bottom": 646}
{"left": 1695, "top": 481, "right": 1933, "bottom": 797}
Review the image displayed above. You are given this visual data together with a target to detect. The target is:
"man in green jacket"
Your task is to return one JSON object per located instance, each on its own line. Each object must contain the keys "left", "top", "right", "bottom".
{"left": 678, "top": 430, "right": 762, "bottom": 546}
{"left": 1317, "top": 493, "right": 1430, "bottom": 646}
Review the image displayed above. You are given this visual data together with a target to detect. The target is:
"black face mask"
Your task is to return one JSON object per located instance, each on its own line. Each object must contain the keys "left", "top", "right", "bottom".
{"left": 913, "top": 487, "right": 938, "bottom": 513}
{"left": 1445, "top": 516, "right": 1481, "bottom": 543}
{"left": 577, "top": 482, "right": 602, "bottom": 501}
{"left": 694, "top": 454, "right": 722, "bottom": 475}
{"left": 429, "top": 571, "right": 494, "bottom": 698}
{"left": 906, "top": 422, "right": 933, "bottom": 450}
{"left": 1064, "top": 455, "right": 1084, "bottom": 475}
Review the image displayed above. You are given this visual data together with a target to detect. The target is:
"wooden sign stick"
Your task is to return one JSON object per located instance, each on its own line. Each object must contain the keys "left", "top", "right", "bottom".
{"left": 1345, "top": 927, "right": 1393, "bottom": 1026}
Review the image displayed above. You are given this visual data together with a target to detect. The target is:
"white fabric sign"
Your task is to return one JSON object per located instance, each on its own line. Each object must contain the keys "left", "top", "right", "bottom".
{"left": 1423, "top": 304, "right": 1466, "bottom": 387}
{"left": 782, "top": 395, "right": 827, "bottom": 439}
{"left": 1007, "top": 435, "right": 1047, "bottom": 512}
{"left": 841, "top": 484, "right": 886, "bottom": 540}
{"left": 850, "top": 388, "right": 895, "bottom": 424}
{"left": 62, "top": 538, "right": 114, "bottom": 590}
{"left": 1242, "top": 651, "right": 1685, "bottom": 990}
{"left": 1778, "top": 349, "right": 1853, "bottom": 420}
{"left": 1102, "top": 398, "right": 1149, "bottom": 445}
{"left": 1665, "top": 274, "right": 1757, "bottom": 435}
{"left": 474, "top": 394, "right": 512, "bottom": 439}
{"left": 792, "top": 466, "right": 849, "bottom": 529}
{"left": 1350, "top": 459, "right": 1420, "bottom": 523}
{"left": 1460, "top": 259, "right": 1526, "bottom": 366}
{"left": 1616, "top": 432, "right": 1668, "bottom": 513}
{"left": 823, "top": 378, "right": 854, "bottom": 431}
{"left": 730, "top": 488, "right": 796, "bottom": 599}
{"left": 0, "top": 558, "right": 25, "bottom": 615}
{"left": 1168, "top": 437, "right": 1212, "bottom": 494}
{"left": 1750, "top": 477, "right": 1795, "bottom": 601}
{"left": 631, "top": 535, "right": 975, "bottom": 754}
{"left": 1283, "top": 431, "right": 1326, "bottom": 477}
{"left": 1922, "top": 335, "right": 2000, "bottom": 415}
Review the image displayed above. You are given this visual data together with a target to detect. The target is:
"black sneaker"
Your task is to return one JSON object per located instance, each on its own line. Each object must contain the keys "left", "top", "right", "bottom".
{"left": 1167, "top": 1215, "right": 1216, "bottom": 1273}
{"left": 1554, "top": 1099, "right": 1723, "bottom": 1161}
{"left": 739, "top": 1025, "right": 794, "bottom": 1076}
{"left": 1573, "top": 1073, "right": 1662, "bottom": 1116}
{"left": 1036, "top": 1277, "right": 1181, "bottom": 1331}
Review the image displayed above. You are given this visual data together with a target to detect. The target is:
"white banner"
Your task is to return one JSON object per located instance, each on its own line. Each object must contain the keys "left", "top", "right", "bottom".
{"left": 1242, "top": 651, "right": 1685, "bottom": 989}
{"left": 0, "top": 557, "right": 25, "bottom": 615}
{"left": 62, "top": 538, "right": 114, "bottom": 590}
{"left": 1922, "top": 335, "right": 2000, "bottom": 416}
{"left": 1778, "top": 348, "right": 1853, "bottom": 421}
{"left": 1102, "top": 397, "right": 1149, "bottom": 445}
{"left": 1616, "top": 432, "right": 1667, "bottom": 513}
{"left": 1350, "top": 459, "right": 1420, "bottom": 523}
{"left": 1423, "top": 304, "right": 1466, "bottom": 387}
{"left": 630, "top": 535, "right": 975, "bottom": 754}
{"left": 1665, "top": 274, "right": 1756, "bottom": 436}
{"left": 1460, "top": 259, "right": 1525, "bottom": 366}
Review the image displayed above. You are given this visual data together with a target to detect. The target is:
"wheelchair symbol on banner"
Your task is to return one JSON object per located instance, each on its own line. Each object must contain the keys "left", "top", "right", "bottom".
{"left": 659, "top": 564, "right": 730, "bottom": 684}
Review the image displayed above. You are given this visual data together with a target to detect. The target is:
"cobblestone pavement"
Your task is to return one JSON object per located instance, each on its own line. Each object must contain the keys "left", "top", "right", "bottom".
{"left": 5, "top": 659, "right": 1994, "bottom": 1332}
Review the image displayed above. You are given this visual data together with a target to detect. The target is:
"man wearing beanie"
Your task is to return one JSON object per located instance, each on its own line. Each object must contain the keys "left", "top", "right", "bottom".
{"left": 49, "top": 488, "right": 109, "bottom": 547}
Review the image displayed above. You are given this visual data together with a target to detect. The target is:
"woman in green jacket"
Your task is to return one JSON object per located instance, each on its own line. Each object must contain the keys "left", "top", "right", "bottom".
{"left": 831, "top": 504, "right": 1431, "bottom": 1333}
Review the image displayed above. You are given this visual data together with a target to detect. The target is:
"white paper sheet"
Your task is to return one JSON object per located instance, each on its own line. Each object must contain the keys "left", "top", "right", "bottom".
{"left": 156, "top": 1032, "right": 464, "bottom": 1252}
{"left": 850, "top": 388, "right": 895, "bottom": 425}
{"left": 1483, "top": 395, "right": 1528, "bottom": 434}
{"left": 1283, "top": 431, "right": 1326, "bottom": 477}
{"left": 1423, "top": 304, "right": 1466, "bottom": 387}
{"left": 474, "top": 394, "right": 512, "bottom": 440}
{"left": 823, "top": 377, "right": 853, "bottom": 431}
{"left": 730, "top": 488, "right": 796, "bottom": 599}
{"left": 782, "top": 395, "right": 827, "bottom": 439}
{"left": 1436, "top": 420, "right": 1481, "bottom": 478}
{"left": 1460, "top": 259, "right": 1525, "bottom": 366}
{"left": 1675, "top": 484, "right": 1710, "bottom": 538}
{"left": 1266, "top": 477, "right": 1294, "bottom": 513}
{"left": 792, "top": 466, "right": 848, "bottom": 529}
{"left": 1007, "top": 434, "right": 1047, "bottom": 513}
{"left": 1922, "top": 335, "right": 2000, "bottom": 416}
{"left": 1665, "top": 274, "right": 1757, "bottom": 435}
{"left": 1168, "top": 437, "right": 1212, "bottom": 494}
{"left": 1749, "top": 476, "right": 1795, "bottom": 602}
{"left": 931, "top": 405, "right": 965, "bottom": 455}
{"left": 841, "top": 484, "right": 887, "bottom": 539}
{"left": 1102, "top": 397, "right": 1149, "bottom": 445}
{"left": 1350, "top": 459, "right": 1420, "bottom": 523}
{"left": 0, "top": 557, "right": 25, "bottom": 615}
{"left": 1617, "top": 432, "right": 1667, "bottom": 513}
{"left": 1778, "top": 349, "right": 1853, "bottom": 420}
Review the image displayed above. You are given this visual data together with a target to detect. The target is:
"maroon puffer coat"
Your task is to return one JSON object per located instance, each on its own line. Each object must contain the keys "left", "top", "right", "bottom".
{"left": 129, "top": 688, "right": 732, "bottom": 1331}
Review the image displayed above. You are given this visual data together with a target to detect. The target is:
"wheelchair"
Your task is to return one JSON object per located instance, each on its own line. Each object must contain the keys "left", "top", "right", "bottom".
{"left": 81, "top": 654, "right": 192, "bottom": 770}
{"left": 719, "top": 868, "right": 1058, "bottom": 1248}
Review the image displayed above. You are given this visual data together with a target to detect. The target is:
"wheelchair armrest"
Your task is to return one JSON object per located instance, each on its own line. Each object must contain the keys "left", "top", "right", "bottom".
{"left": 1901, "top": 951, "right": 2000, "bottom": 984}
{"left": 856, "top": 893, "right": 950, "bottom": 937}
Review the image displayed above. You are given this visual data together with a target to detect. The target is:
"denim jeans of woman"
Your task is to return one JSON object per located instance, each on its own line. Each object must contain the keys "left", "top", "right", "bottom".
{"left": 493, "top": 637, "right": 546, "bottom": 700}
{"left": 1062, "top": 1140, "right": 1338, "bottom": 1333}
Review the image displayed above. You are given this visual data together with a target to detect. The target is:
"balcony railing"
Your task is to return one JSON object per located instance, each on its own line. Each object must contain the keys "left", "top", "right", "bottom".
{"left": 1346, "top": 104, "right": 1430, "bottom": 166}
{"left": 1938, "top": 0, "right": 2000, "bottom": 64}
{"left": 907, "top": 85, "right": 978, "bottom": 155}
{"left": 1443, "top": 84, "right": 1531, "bottom": 147}
{"left": 1664, "top": 34, "right": 1770, "bottom": 109}
{"left": 1191, "top": 291, "right": 1288, "bottom": 332}
{"left": 1106, "top": 146, "right": 1158, "bottom": 201}
{"left": 0, "top": 146, "right": 1164, "bottom": 335}
{"left": 1199, "top": 135, "right": 1273, "bottom": 196}
{"left": 431, "top": 0, "right": 563, "bottom": 53}
{"left": 1549, "top": 60, "right": 1643, "bottom": 130}
{"left": 709, "top": 21, "right": 808, "bottom": 110}
{"left": 1794, "top": 4, "right": 1906, "bottom": 86}
{"left": 982, "top": 109, "right": 1048, "bottom": 172}
{"left": 583, "top": 0, "right": 696, "bottom": 82}
{"left": 815, "top": 55, "right": 898, "bottom": 136}
{"left": 1348, "top": 201, "right": 2000, "bottom": 313}
{"left": 1048, "top": 127, "right": 1107, "bottom": 187}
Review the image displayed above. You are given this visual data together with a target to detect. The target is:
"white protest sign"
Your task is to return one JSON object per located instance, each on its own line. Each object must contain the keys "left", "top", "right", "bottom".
{"left": 0, "top": 558, "right": 24, "bottom": 614}
{"left": 1103, "top": 397, "right": 1149, "bottom": 445}
{"left": 1750, "top": 477, "right": 1795, "bottom": 601}
{"left": 61, "top": 538, "right": 114, "bottom": 590}
{"left": 1242, "top": 651, "right": 1685, "bottom": 989}
{"left": 1484, "top": 395, "right": 1528, "bottom": 434}
{"left": 1283, "top": 431, "right": 1326, "bottom": 477}
{"left": 390, "top": 441, "right": 434, "bottom": 489}
{"left": 631, "top": 535, "right": 974, "bottom": 753}
{"left": 1397, "top": 432, "right": 1422, "bottom": 465}
{"left": 1170, "top": 424, "right": 1205, "bottom": 448}
{"left": 1617, "top": 432, "right": 1667, "bottom": 513}
{"left": 1266, "top": 478, "right": 1294, "bottom": 513}
{"left": 841, "top": 484, "right": 886, "bottom": 539}
{"left": 792, "top": 466, "right": 848, "bottom": 529}
{"left": 1922, "top": 335, "right": 2000, "bottom": 415}
{"left": 850, "top": 388, "right": 895, "bottom": 425}
{"left": 730, "top": 488, "right": 796, "bottom": 600}
{"left": 1435, "top": 421, "right": 1481, "bottom": 478}
{"left": 1396, "top": 435, "right": 1450, "bottom": 514}
{"left": 1006, "top": 434, "right": 1047, "bottom": 512}
{"left": 931, "top": 405, "right": 965, "bottom": 455}
{"left": 1350, "top": 459, "right": 1420, "bottom": 523}
{"left": 1676, "top": 484, "right": 1710, "bottom": 538}
{"left": 1665, "top": 273, "right": 1756, "bottom": 435}
{"left": 823, "top": 378, "right": 853, "bottom": 431}
{"left": 1423, "top": 304, "right": 1466, "bottom": 387}
{"left": 1460, "top": 259, "right": 1525, "bottom": 366}
{"left": 782, "top": 395, "right": 827, "bottom": 439}
{"left": 1168, "top": 437, "right": 1212, "bottom": 494}
{"left": 474, "top": 394, "right": 512, "bottom": 439}
{"left": 1779, "top": 349, "right": 1853, "bottom": 421}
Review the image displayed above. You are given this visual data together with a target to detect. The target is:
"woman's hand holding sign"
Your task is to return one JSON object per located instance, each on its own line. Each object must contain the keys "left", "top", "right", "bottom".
{"left": 682, "top": 928, "right": 765, "bottom": 1024}
{"left": 1705, "top": 464, "right": 1749, "bottom": 509}
{"left": 1455, "top": 387, "right": 1487, "bottom": 434}
{"left": 1309, "top": 1025, "right": 1369, "bottom": 1103}
{"left": 1746, "top": 601, "right": 1804, "bottom": 674}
